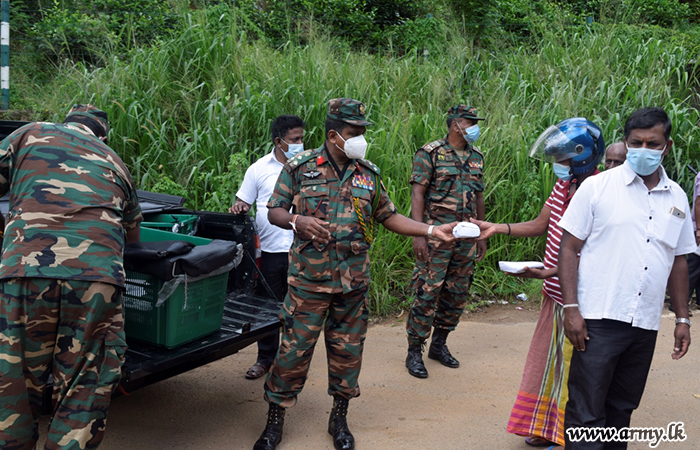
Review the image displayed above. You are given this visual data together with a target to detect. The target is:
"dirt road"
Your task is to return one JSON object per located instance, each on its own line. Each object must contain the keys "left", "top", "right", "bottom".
{"left": 41, "top": 307, "right": 698, "bottom": 449}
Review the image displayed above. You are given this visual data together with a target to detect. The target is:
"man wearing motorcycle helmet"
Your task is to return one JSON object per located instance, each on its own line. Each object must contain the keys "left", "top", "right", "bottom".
{"left": 472, "top": 118, "right": 604, "bottom": 447}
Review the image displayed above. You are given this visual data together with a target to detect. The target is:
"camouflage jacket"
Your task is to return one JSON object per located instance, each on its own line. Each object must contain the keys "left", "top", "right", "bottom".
{"left": 268, "top": 145, "right": 397, "bottom": 294}
{"left": 0, "top": 122, "right": 142, "bottom": 287}
{"left": 410, "top": 136, "right": 485, "bottom": 225}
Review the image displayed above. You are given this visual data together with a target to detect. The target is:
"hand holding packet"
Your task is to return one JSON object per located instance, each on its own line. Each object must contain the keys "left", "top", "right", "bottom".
{"left": 453, "top": 222, "right": 481, "bottom": 238}
{"left": 498, "top": 261, "right": 545, "bottom": 274}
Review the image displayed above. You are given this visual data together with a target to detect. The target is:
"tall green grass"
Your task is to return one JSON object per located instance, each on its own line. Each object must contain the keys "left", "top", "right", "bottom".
{"left": 14, "top": 6, "right": 700, "bottom": 314}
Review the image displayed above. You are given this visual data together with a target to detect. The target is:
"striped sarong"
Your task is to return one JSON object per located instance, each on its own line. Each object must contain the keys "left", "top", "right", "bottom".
{"left": 507, "top": 294, "right": 573, "bottom": 446}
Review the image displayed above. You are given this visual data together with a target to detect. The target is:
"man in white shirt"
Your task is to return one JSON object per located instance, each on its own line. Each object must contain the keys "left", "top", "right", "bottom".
{"left": 557, "top": 107, "right": 694, "bottom": 449}
{"left": 230, "top": 115, "right": 305, "bottom": 379}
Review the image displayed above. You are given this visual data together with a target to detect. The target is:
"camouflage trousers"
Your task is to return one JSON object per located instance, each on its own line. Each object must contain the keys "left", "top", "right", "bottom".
{"left": 0, "top": 278, "right": 126, "bottom": 450}
{"left": 264, "top": 284, "right": 368, "bottom": 408}
{"left": 406, "top": 240, "right": 475, "bottom": 346}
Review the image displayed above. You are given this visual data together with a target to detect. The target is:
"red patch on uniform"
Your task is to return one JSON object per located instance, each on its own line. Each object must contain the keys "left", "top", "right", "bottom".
{"left": 316, "top": 156, "right": 325, "bottom": 165}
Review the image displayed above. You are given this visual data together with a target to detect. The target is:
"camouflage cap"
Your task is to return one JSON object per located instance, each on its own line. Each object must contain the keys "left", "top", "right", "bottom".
{"left": 327, "top": 98, "right": 373, "bottom": 126}
{"left": 65, "top": 104, "right": 110, "bottom": 137}
{"left": 447, "top": 105, "right": 485, "bottom": 121}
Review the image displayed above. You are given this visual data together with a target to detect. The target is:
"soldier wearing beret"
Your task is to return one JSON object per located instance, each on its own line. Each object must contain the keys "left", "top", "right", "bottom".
{"left": 253, "top": 98, "right": 458, "bottom": 450}
{"left": 405, "top": 105, "right": 487, "bottom": 379}
{"left": 0, "top": 105, "right": 142, "bottom": 449}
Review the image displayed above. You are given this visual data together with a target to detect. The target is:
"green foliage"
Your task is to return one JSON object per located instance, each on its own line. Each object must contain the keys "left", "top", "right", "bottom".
{"left": 11, "top": 2, "right": 700, "bottom": 314}
{"left": 27, "top": 0, "right": 176, "bottom": 63}
{"left": 235, "top": 0, "right": 436, "bottom": 51}
{"left": 620, "top": 0, "right": 692, "bottom": 27}
{"left": 30, "top": 1, "right": 116, "bottom": 63}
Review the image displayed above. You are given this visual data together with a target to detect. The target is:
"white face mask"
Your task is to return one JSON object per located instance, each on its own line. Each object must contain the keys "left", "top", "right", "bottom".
{"left": 336, "top": 133, "right": 368, "bottom": 159}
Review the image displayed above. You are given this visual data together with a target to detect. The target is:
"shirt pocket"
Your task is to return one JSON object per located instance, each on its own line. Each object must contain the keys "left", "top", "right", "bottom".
{"left": 658, "top": 213, "right": 684, "bottom": 249}
{"left": 300, "top": 183, "right": 329, "bottom": 218}
{"left": 351, "top": 186, "right": 373, "bottom": 221}
{"left": 429, "top": 160, "right": 460, "bottom": 209}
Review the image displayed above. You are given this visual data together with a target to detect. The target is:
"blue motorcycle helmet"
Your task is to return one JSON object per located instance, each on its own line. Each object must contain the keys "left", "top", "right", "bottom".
{"left": 529, "top": 118, "right": 605, "bottom": 176}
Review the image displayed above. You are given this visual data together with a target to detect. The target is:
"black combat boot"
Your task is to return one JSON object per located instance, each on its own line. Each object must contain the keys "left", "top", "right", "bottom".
{"left": 406, "top": 344, "right": 428, "bottom": 378}
{"left": 427, "top": 328, "right": 459, "bottom": 368}
{"left": 328, "top": 395, "right": 354, "bottom": 450}
{"left": 253, "top": 403, "right": 285, "bottom": 450}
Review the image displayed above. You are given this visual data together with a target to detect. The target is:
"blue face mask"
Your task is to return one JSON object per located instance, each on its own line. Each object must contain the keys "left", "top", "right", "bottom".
{"left": 625, "top": 144, "right": 665, "bottom": 176}
{"left": 552, "top": 162, "right": 573, "bottom": 181}
{"left": 460, "top": 124, "right": 480, "bottom": 143}
{"left": 282, "top": 139, "right": 304, "bottom": 159}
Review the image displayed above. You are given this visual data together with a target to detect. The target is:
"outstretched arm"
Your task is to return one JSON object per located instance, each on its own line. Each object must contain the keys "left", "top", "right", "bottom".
{"left": 471, "top": 205, "right": 551, "bottom": 240}
{"left": 382, "top": 213, "right": 456, "bottom": 242}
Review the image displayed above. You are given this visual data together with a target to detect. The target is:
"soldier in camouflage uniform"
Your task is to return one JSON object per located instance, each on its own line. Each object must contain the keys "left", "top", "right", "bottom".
{"left": 252, "top": 98, "right": 458, "bottom": 450}
{"left": 405, "top": 105, "right": 488, "bottom": 379}
{"left": 0, "top": 105, "right": 142, "bottom": 450}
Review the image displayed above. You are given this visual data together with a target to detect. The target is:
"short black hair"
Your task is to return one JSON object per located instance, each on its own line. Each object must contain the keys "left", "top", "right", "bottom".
{"left": 446, "top": 117, "right": 454, "bottom": 128}
{"left": 624, "top": 107, "right": 672, "bottom": 141}
{"left": 270, "top": 115, "right": 305, "bottom": 143}
{"left": 325, "top": 117, "right": 349, "bottom": 138}
{"left": 63, "top": 115, "right": 108, "bottom": 139}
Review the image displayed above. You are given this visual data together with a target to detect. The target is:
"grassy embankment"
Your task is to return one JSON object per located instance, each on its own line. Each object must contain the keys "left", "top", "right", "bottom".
{"left": 11, "top": 6, "right": 700, "bottom": 314}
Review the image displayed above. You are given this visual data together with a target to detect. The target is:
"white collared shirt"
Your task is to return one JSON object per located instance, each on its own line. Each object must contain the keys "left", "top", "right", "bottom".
{"left": 558, "top": 161, "right": 696, "bottom": 331}
{"left": 236, "top": 148, "right": 293, "bottom": 253}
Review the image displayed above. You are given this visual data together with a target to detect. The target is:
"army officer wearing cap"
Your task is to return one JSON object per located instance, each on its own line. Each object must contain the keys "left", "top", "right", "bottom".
{"left": 253, "top": 98, "right": 458, "bottom": 450}
{"left": 405, "top": 104, "right": 487, "bottom": 379}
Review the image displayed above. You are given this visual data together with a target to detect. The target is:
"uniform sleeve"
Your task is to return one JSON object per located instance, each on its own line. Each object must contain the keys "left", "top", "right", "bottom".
{"left": 0, "top": 132, "right": 18, "bottom": 196}
{"left": 236, "top": 163, "right": 258, "bottom": 205}
{"left": 557, "top": 178, "right": 597, "bottom": 241}
{"left": 373, "top": 177, "right": 398, "bottom": 223}
{"left": 267, "top": 166, "right": 294, "bottom": 210}
{"left": 409, "top": 149, "right": 434, "bottom": 187}
{"left": 121, "top": 173, "right": 143, "bottom": 230}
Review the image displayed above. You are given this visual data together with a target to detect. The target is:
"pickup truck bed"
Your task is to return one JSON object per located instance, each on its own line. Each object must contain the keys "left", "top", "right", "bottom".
{"left": 120, "top": 292, "right": 279, "bottom": 393}
{"left": 116, "top": 198, "right": 282, "bottom": 394}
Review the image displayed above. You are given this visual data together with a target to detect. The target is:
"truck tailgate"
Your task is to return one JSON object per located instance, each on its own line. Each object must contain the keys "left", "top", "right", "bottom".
{"left": 119, "top": 292, "right": 280, "bottom": 393}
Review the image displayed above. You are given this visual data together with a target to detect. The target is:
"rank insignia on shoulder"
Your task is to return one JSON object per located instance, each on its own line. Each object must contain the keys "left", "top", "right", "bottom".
{"left": 303, "top": 170, "right": 321, "bottom": 179}
{"left": 352, "top": 174, "right": 374, "bottom": 190}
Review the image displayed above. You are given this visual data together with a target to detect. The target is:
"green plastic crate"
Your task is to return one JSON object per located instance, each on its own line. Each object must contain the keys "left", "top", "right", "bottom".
{"left": 123, "top": 227, "right": 228, "bottom": 348}
{"left": 141, "top": 214, "right": 199, "bottom": 235}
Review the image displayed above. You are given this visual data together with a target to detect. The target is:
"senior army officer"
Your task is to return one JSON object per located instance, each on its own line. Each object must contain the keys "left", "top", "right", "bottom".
{"left": 405, "top": 105, "right": 487, "bottom": 378}
{"left": 252, "top": 98, "right": 458, "bottom": 450}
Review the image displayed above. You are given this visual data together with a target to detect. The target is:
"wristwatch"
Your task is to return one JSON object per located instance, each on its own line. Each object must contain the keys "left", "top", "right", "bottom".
{"left": 675, "top": 317, "right": 691, "bottom": 327}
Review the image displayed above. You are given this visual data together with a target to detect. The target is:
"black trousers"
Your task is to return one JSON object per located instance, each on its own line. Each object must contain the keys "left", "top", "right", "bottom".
{"left": 687, "top": 253, "right": 700, "bottom": 303}
{"left": 255, "top": 251, "right": 289, "bottom": 365}
{"left": 564, "top": 319, "right": 657, "bottom": 450}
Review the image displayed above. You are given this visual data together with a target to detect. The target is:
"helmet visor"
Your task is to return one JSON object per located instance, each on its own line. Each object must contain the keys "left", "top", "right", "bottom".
{"left": 529, "top": 125, "right": 587, "bottom": 163}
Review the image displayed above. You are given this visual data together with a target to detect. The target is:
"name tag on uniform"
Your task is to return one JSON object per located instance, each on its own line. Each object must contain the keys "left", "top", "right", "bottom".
{"left": 670, "top": 206, "right": 686, "bottom": 219}
{"left": 352, "top": 174, "right": 374, "bottom": 190}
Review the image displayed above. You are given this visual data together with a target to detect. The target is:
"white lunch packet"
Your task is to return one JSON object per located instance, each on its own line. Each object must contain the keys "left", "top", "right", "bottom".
{"left": 452, "top": 222, "right": 481, "bottom": 238}
{"left": 498, "top": 261, "right": 545, "bottom": 273}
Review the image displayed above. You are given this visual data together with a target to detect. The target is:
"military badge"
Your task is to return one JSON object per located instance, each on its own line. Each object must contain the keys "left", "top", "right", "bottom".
{"left": 359, "top": 103, "right": 366, "bottom": 115}
{"left": 303, "top": 170, "right": 321, "bottom": 179}
{"left": 469, "top": 161, "right": 484, "bottom": 169}
{"left": 352, "top": 174, "right": 374, "bottom": 190}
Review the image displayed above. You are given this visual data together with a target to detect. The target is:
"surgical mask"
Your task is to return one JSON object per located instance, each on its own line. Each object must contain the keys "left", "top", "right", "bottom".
{"left": 281, "top": 139, "right": 304, "bottom": 159}
{"left": 336, "top": 134, "right": 368, "bottom": 159}
{"left": 457, "top": 123, "right": 480, "bottom": 143}
{"left": 463, "top": 124, "right": 480, "bottom": 143}
{"left": 625, "top": 144, "right": 665, "bottom": 176}
{"left": 552, "top": 162, "right": 573, "bottom": 181}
